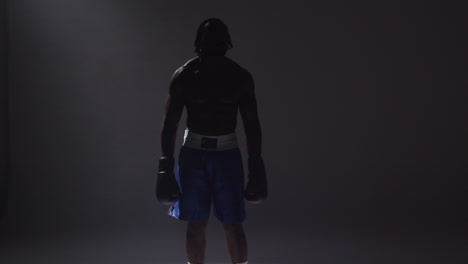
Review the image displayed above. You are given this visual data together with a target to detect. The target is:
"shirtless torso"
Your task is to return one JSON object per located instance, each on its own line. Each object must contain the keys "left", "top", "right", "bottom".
{"left": 161, "top": 55, "right": 262, "bottom": 158}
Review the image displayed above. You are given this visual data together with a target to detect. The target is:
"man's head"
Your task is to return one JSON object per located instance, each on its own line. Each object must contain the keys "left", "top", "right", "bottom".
{"left": 194, "top": 18, "right": 233, "bottom": 57}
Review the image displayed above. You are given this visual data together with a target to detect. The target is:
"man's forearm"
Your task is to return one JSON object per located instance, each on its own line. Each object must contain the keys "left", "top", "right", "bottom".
{"left": 161, "top": 124, "right": 178, "bottom": 158}
{"left": 244, "top": 119, "right": 262, "bottom": 157}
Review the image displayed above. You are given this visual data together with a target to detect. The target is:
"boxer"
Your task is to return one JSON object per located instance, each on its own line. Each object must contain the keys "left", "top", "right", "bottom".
{"left": 156, "top": 18, "right": 267, "bottom": 264}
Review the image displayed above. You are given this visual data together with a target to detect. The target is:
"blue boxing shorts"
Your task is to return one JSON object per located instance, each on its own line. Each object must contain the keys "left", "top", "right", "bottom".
{"left": 168, "top": 128, "right": 246, "bottom": 224}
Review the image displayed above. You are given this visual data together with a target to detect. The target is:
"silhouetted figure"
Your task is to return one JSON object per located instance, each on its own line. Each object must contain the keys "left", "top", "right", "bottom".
{"left": 156, "top": 18, "right": 267, "bottom": 264}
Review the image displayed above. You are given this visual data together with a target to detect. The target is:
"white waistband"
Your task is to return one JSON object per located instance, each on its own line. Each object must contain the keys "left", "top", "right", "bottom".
{"left": 182, "top": 128, "right": 238, "bottom": 151}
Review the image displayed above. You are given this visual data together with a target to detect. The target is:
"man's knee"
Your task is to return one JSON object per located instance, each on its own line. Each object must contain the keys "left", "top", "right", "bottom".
{"left": 187, "top": 220, "right": 208, "bottom": 237}
{"left": 222, "top": 223, "right": 244, "bottom": 235}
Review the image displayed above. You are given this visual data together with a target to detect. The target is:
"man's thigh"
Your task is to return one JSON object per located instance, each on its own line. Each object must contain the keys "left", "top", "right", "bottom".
{"left": 169, "top": 147, "right": 212, "bottom": 221}
{"left": 208, "top": 148, "right": 246, "bottom": 224}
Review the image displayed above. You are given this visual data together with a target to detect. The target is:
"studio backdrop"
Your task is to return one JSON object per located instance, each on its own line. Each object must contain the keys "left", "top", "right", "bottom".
{"left": 1, "top": 0, "right": 466, "bottom": 238}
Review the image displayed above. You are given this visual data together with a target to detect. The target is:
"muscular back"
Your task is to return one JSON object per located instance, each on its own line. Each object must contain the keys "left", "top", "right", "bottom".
{"left": 161, "top": 56, "right": 260, "bottom": 157}
{"left": 172, "top": 57, "right": 250, "bottom": 136}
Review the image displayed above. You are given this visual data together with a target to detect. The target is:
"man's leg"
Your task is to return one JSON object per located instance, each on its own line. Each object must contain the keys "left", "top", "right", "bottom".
{"left": 223, "top": 222, "right": 248, "bottom": 264}
{"left": 186, "top": 220, "right": 209, "bottom": 264}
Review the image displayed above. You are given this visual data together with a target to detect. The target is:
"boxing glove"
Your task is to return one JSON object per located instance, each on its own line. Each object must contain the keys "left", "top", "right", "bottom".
{"left": 244, "top": 155, "right": 268, "bottom": 204}
{"left": 156, "top": 156, "right": 181, "bottom": 205}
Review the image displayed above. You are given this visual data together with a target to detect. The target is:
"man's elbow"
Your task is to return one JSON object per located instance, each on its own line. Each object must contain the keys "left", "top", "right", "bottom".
{"left": 161, "top": 119, "right": 179, "bottom": 134}
{"left": 243, "top": 118, "right": 261, "bottom": 132}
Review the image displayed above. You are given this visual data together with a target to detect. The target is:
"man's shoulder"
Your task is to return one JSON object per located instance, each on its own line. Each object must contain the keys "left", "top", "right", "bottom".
{"left": 182, "top": 57, "right": 200, "bottom": 69}
{"left": 171, "top": 57, "right": 199, "bottom": 81}
{"left": 174, "top": 56, "right": 252, "bottom": 80}
{"left": 223, "top": 57, "right": 252, "bottom": 81}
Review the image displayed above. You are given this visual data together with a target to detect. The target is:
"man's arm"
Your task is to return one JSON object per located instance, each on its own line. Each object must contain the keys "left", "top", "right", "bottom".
{"left": 161, "top": 68, "right": 185, "bottom": 158}
{"left": 239, "top": 71, "right": 262, "bottom": 157}
{"left": 239, "top": 71, "right": 268, "bottom": 203}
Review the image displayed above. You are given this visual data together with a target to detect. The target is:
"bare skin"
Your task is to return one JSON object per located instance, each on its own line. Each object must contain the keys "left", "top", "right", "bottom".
{"left": 161, "top": 55, "right": 262, "bottom": 264}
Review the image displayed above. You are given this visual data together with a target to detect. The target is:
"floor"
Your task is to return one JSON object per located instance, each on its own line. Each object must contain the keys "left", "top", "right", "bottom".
{"left": 1, "top": 220, "right": 466, "bottom": 264}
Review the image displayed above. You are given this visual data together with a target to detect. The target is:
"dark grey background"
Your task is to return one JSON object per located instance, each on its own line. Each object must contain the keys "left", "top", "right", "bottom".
{"left": 1, "top": 0, "right": 466, "bottom": 263}
{"left": 0, "top": 0, "right": 9, "bottom": 222}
